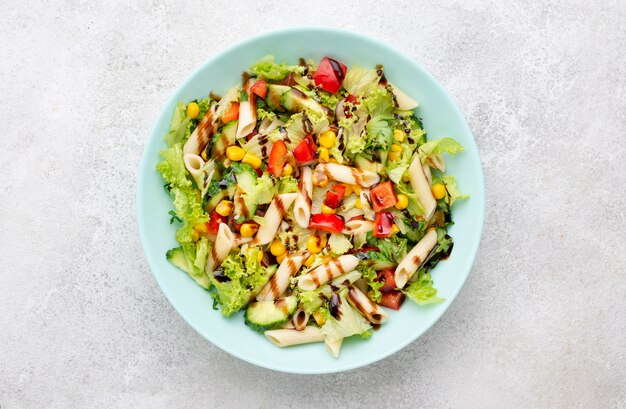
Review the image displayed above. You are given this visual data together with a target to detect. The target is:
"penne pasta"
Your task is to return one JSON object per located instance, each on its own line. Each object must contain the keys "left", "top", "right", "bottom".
{"left": 394, "top": 229, "right": 438, "bottom": 288}
{"left": 359, "top": 188, "right": 376, "bottom": 220}
{"left": 236, "top": 79, "right": 258, "bottom": 139}
{"left": 315, "top": 163, "right": 380, "bottom": 187}
{"left": 232, "top": 235, "right": 253, "bottom": 247}
{"left": 292, "top": 307, "right": 310, "bottom": 331}
{"left": 205, "top": 223, "right": 235, "bottom": 274}
{"left": 347, "top": 285, "right": 389, "bottom": 325}
{"left": 183, "top": 153, "right": 205, "bottom": 183}
{"left": 264, "top": 327, "right": 325, "bottom": 347}
{"left": 256, "top": 252, "right": 307, "bottom": 301}
{"left": 423, "top": 162, "right": 432, "bottom": 185}
{"left": 293, "top": 167, "right": 313, "bottom": 228}
{"left": 325, "top": 337, "right": 343, "bottom": 358}
{"left": 408, "top": 155, "right": 437, "bottom": 221}
{"left": 243, "top": 133, "right": 273, "bottom": 159}
{"left": 343, "top": 219, "right": 375, "bottom": 235}
{"left": 297, "top": 255, "right": 359, "bottom": 291}
{"left": 252, "top": 193, "right": 298, "bottom": 246}
{"left": 183, "top": 105, "right": 217, "bottom": 155}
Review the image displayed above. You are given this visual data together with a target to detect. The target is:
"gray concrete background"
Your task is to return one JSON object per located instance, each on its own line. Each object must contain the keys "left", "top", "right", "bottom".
{"left": 1, "top": 0, "right": 625, "bottom": 408}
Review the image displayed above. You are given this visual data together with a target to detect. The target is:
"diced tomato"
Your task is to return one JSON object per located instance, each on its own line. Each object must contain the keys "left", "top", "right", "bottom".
{"left": 377, "top": 268, "right": 397, "bottom": 293}
{"left": 308, "top": 214, "right": 345, "bottom": 233}
{"left": 250, "top": 79, "right": 267, "bottom": 99}
{"left": 312, "top": 57, "right": 347, "bottom": 94}
{"left": 293, "top": 135, "right": 317, "bottom": 165}
{"left": 207, "top": 210, "right": 228, "bottom": 238}
{"left": 346, "top": 94, "right": 359, "bottom": 104}
{"left": 374, "top": 211, "right": 395, "bottom": 238}
{"left": 323, "top": 184, "right": 346, "bottom": 209}
{"left": 221, "top": 101, "right": 239, "bottom": 124}
{"left": 370, "top": 181, "right": 398, "bottom": 212}
{"left": 343, "top": 94, "right": 361, "bottom": 118}
{"left": 267, "top": 140, "right": 287, "bottom": 178}
{"left": 379, "top": 290, "right": 405, "bottom": 310}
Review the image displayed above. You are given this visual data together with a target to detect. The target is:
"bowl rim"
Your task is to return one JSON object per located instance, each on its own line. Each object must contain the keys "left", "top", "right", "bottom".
{"left": 137, "top": 26, "right": 485, "bottom": 374}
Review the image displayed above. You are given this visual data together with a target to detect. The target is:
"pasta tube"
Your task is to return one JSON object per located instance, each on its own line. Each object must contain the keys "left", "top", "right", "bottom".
{"left": 252, "top": 193, "right": 297, "bottom": 246}
{"left": 347, "top": 285, "right": 389, "bottom": 325}
{"left": 236, "top": 79, "right": 258, "bottom": 139}
{"left": 264, "top": 327, "right": 325, "bottom": 347}
{"left": 297, "top": 255, "right": 359, "bottom": 291}
{"left": 183, "top": 105, "right": 217, "bottom": 155}
{"left": 256, "top": 252, "right": 307, "bottom": 301}
{"left": 315, "top": 163, "right": 380, "bottom": 187}
{"left": 343, "top": 219, "right": 375, "bottom": 235}
{"left": 293, "top": 167, "right": 313, "bottom": 228}
{"left": 292, "top": 307, "right": 310, "bottom": 331}
{"left": 325, "top": 337, "right": 343, "bottom": 358}
{"left": 408, "top": 155, "right": 436, "bottom": 221}
{"left": 205, "top": 223, "right": 235, "bottom": 274}
{"left": 394, "top": 229, "right": 438, "bottom": 288}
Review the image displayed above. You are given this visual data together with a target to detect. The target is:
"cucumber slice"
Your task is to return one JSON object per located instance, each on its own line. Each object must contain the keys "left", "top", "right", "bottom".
{"left": 245, "top": 296, "right": 298, "bottom": 332}
{"left": 266, "top": 84, "right": 290, "bottom": 112}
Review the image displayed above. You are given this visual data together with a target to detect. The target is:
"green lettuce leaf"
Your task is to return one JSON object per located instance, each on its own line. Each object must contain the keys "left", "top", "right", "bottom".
{"left": 403, "top": 272, "right": 444, "bottom": 306}
{"left": 256, "top": 107, "right": 276, "bottom": 121}
{"left": 418, "top": 137, "right": 464, "bottom": 161}
{"left": 157, "top": 143, "right": 192, "bottom": 189}
{"left": 165, "top": 103, "right": 191, "bottom": 147}
{"left": 249, "top": 55, "right": 304, "bottom": 81}
{"left": 342, "top": 66, "right": 379, "bottom": 97}
{"left": 193, "top": 237, "right": 210, "bottom": 271}
{"left": 171, "top": 185, "right": 209, "bottom": 243}
{"left": 364, "top": 88, "right": 394, "bottom": 117}
{"left": 299, "top": 286, "right": 332, "bottom": 314}
{"left": 442, "top": 175, "right": 469, "bottom": 206}
{"left": 366, "top": 115, "right": 394, "bottom": 150}
{"left": 328, "top": 233, "right": 353, "bottom": 256}
{"left": 276, "top": 175, "right": 298, "bottom": 194}
{"left": 394, "top": 181, "right": 425, "bottom": 218}
{"left": 321, "top": 295, "right": 372, "bottom": 341}
{"left": 358, "top": 265, "right": 383, "bottom": 303}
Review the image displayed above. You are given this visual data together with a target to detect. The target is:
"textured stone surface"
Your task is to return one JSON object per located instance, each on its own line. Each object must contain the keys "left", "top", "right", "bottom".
{"left": 1, "top": 0, "right": 625, "bottom": 408}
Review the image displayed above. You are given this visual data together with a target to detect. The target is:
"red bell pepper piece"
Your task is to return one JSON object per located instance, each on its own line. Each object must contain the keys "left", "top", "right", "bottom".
{"left": 250, "top": 79, "right": 267, "bottom": 99}
{"left": 207, "top": 210, "right": 228, "bottom": 239}
{"left": 292, "top": 135, "right": 317, "bottom": 165}
{"left": 221, "top": 101, "right": 239, "bottom": 124}
{"left": 267, "top": 140, "right": 287, "bottom": 178}
{"left": 379, "top": 290, "right": 405, "bottom": 310}
{"left": 312, "top": 57, "right": 347, "bottom": 94}
{"left": 374, "top": 211, "right": 395, "bottom": 238}
{"left": 308, "top": 214, "right": 345, "bottom": 233}
{"left": 370, "top": 181, "right": 398, "bottom": 212}
{"left": 323, "top": 184, "right": 346, "bottom": 209}
{"left": 377, "top": 268, "right": 397, "bottom": 293}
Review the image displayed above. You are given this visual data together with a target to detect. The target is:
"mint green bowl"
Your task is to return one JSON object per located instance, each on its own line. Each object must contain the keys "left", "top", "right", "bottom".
{"left": 137, "top": 27, "right": 484, "bottom": 374}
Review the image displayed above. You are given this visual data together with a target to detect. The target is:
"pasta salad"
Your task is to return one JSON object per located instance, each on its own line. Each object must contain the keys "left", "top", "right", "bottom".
{"left": 157, "top": 55, "right": 467, "bottom": 357}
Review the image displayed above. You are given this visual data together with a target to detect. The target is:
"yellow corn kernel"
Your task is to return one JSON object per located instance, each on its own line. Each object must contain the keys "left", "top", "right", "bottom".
{"left": 186, "top": 102, "right": 200, "bottom": 119}
{"left": 200, "top": 149, "right": 207, "bottom": 161}
{"left": 329, "top": 158, "right": 339, "bottom": 163}
{"left": 194, "top": 222, "right": 209, "bottom": 234}
{"left": 431, "top": 183, "right": 446, "bottom": 200}
{"left": 303, "top": 254, "right": 316, "bottom": 267}
{"left": 321, "top": 204, "right": 336, "bottom": 214}
{"left": 320, "top": 235, "right": 328, "bottom": 248}
{"left": 388, "top": 151, "right": 401, "bottom": 161}
{"left": 256, "top": 250, "right": 264, "bottom": 263}
{"left": 390, "top": 224, "right": 400, "bottom": 235}
{"left": 282, "top": 163, "right": 293, "bottom": 176}
{"left": 226, "top": 145, "right": 245, "bottom": 161}
{"left": 401, "top": 173, "right": 410, "bottom": 182}
{"left": 191, "top": 230, "right": 199, "bottom": 241}
{"left": 352, "top": 184, "right": 361, "bottom": 195}
{"left": 306, "top": 236, "right": 324, "bottom": 253}
{"left": 240, "top": 222, "right": 259, "bottom": 238}
{"left": 319, "top": 130, "right": 337, "bottom": 148}
{"left": 355, "top": 198, "right": 362, "bottom": 209}
{"left": 215, "top": 200, "right": 234, "bottom": 217}
{"left": 312, "top": 310, "right": 326, "bottom": 326}
{"left": 270, "top": 240, "right": 287, "bottom": 257}
{"left": 391, "top": 144, "right": 403, "bottom": 153}
{"left": 395, "top": 194, "right": 409, "bottom": 210}
{"left": 343, "top": 184, "right": 353, "bottom": 196}
{"left": 313, "top": 172, "right": 329, "bottom": 188}
{"left": 318, "top": 147, "right": 330, "bottom": 163}
{"left": 276, "top": 253, "right": 287, "bottom": 264}
{"left": 393, "top": 129, "right": 405, "bottom": 142}
{"left": 242, "top": 152, "right": 262, "bottom": 169}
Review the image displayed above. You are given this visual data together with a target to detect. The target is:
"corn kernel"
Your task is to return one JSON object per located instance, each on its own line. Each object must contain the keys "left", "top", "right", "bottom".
{"left": 319, "top": 130, "right": 336, "bottom": 148}
{"left": 388, "top": 151, "right": 401, "bottom": 162}
{"left": 431, "top": 183, "right": 446, "bottom": 200}
{"left": 282, "top": 163, "right": 293, "bottom": 176}
{"left": 320, "top": 235, "right": 328, "bottom": 248}
{"left": 226, "top": 145, "right": 245, "bottom": 161}
{"left": 242, "top": 152, "right": 262, "bottom": 169}
{"left": 304, "top": 254, "right": 316, "bottom": 267}
{"left": 318, "top": 147, "right": 330, "bottom": 163}
{"left": 390, "top": 224, "right": 400, "bottom": 235}
{"left": 194, "top": 222, "right": 209, "bottom": 234}
{"left": 270, "top": 240, "right": 287, "bottom": 256}
{"left": 321, "top": 204, "right": 336, "bottom": 214}
{"left": 312, "top": 310, "right": 326, "bottom": 326}
{"left": 391, "top": 144, "right": 403, "bottom": 153}
{"left": 276, "top": 253, "right": 287, "bottom": 264}
{"left": 200, "top": 149, "right": 207, "bottom": 161}
{"left": 343, "top": 184, "right": 353, "bottom": 196}
{"left": 352, "top": 184, "right": 361, "bottom": 195}
{"left": 240, "top": 222, "right": 259, "bottom": 238}
{"left": 329, "top": 158, "right": 338, "bottom": 163}
{"left": 257, "top": 250, "right": 264, "bottom": 263}
{"left": 313, "top": 172, "right": 329, "bottom": 187}
{"left": 306, "top": 236, "right": 324, "bottom": 253}
{"left": 355, "top": 198, "right": 362, "bottom": 209}
{"left": 186, "top": 102, "right": 200, "bottom": 119}
{"left": 191, "top": 230, "right": 199, "bottom": 241}
{"left": 215, "top": 200, "right": 234, "bottom": 217}
{"left": 393, "top": 129, "right": 405, "bottom": 142}
{"left": 401, "top": 173, "right": 410, "bottom": 182}
{"left": 395, "top": 194, "right": 409, "bottom": 210}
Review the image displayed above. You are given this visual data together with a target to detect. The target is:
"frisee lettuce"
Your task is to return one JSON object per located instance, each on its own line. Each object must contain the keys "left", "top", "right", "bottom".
{"left": 249, "top": 55, "right": 304, "bottom": 81}
{"left": 403, "top": 271, "right": 444, "bottom": 306}
{"left": 442, "top": 175, "right": 468, "bottom": 206}
{"left": 342, "top": 66, "right": 379, "bottom": 97}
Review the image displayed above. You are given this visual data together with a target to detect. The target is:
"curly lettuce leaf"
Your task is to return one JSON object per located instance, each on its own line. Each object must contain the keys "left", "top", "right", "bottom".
{"left": 364, "top": 88, "right": 394, "bottom": 117}
{"left": 249, "top": 55, "right": 304, "bottom": 81}
{"left": 358, "top": 265, "right": 383, "bottom": 303}
{"left": 418, "top": 137, "right": 464, "bottom": 161}
{"left": 342, "top": 66, "right": 379, "bottom": 97}
{"left": 403, "top": 272, "right": 444, "bottom": 306}
{"left": 171, "top": 186, "right": 209, "bottom": 243}
{"left": 321, "top": 295, "right": 372, "bottom": 341}
{"left": 442, "top": 175, "right": 469, "bottom": 206}
{"left": 157, "top": 143, "right": 192, "bottom": 188}
{"left": 276, "top": 175, "right": 298, "bottom": 194}
{"left": 328, "top": 233, "right": 353, "bottom": 256}
{"left": 366, "top": 116, "right": 394, "bottom": 150}
{"left": 299, "top": 286, "right": 332, "bottom": 314}
{"left": 394, "top": 181, "right": 425, "bottom": 218}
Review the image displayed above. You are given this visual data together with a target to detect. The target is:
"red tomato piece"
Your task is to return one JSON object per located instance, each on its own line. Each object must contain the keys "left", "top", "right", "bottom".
{"left": 221, "top": 101, "right": 239, "bottom": 124}
{"left": 308, "top": 214, "right": 345, "bottom": 233}
{"left": 250, "top": 79, "right": 267, "bottom": 99}
{"left": 207, "top": 210, "right": 228, "bottom": 238}
{"left": 377, "top": 268, "right": 397, "bottom": 293}
{"left": 370, "top": 181, "right": 398, "bottom": 212}
{"left": 267, "top": 140, "right": 287, "bottom": 178}
{"left": 323, "top": 184, "right": 347, "bottom": 209}
{"left": 374, "top": 211, "right": 395, "bottom": 238}
{"left": 379, "top": 290, "right": 405, "bottom": 310}
{"left": 293, "top": 135, "right": 317, "bottom": 165}
{"left": 312, "top": 57, "right": 347, "bottom": 94}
